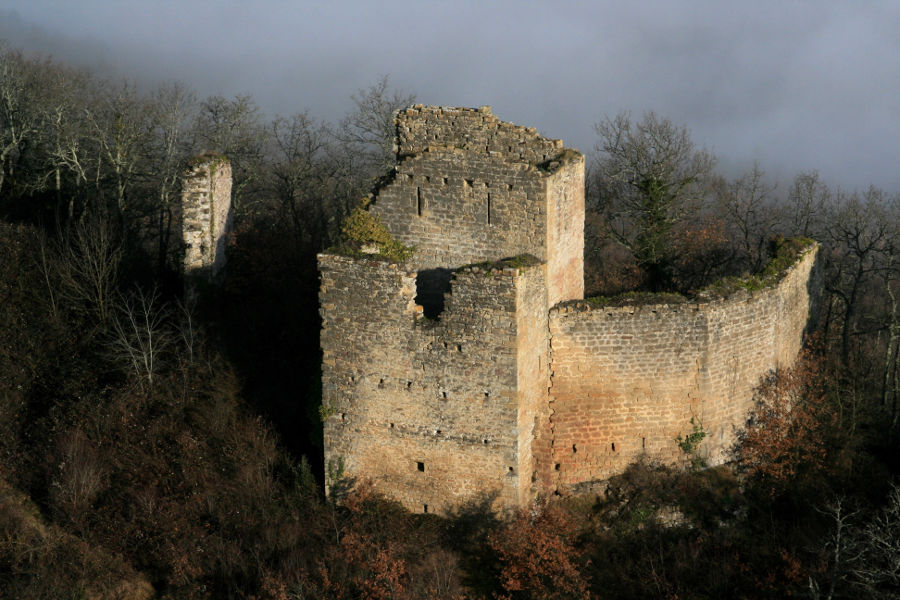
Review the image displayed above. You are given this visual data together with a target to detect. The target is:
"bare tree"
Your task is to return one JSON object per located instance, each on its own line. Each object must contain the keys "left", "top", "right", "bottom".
{"left": 0, "top": 45, "right": 44, "bottom": 196}
{"left": 338, "top": 74, "right": 415, "bottom": 179}
{"left": 145, "top": 81, "right": 198, "bottom": 270}
{"left": 871, "top": 197, "right": 900, "bottom": 429}
{"left": 592, "top": 111, "right": 716, "bottom": 290}
{"left": 785, "top": 170, "right": 830, "bottom": 239}
{"left": 50, "top": 428, "right": 107, "bottom": 528}
{"left": 878, "top": 248, "right": 900, "bottom": 429}
{"left": 269, "top": 111, "right": 335, "bottom": 247}
{"left": 809, "top": 497, "right": 863, "bottom": 600}
{"left": 109, "top": 287, "right": 172, "bottom": 390}
{"left": 850, "top": 484, "right": 900, "bottom": 598}
{"left": 194, "top": 94, "right": 266, "bottom": 214}
{"left": 51, "top": 215, "right": 123, "bottom": 326}
{"left": 41, "top": 63, "right": 97, "bottom": 219}
{"left": 712, "top": 162, "right": 778, "bottom": 272}
{"left": 83, "top": 79, "right": 152, "bottom": 218}
{"left": 823, "top": 187, "right": 890, "bottom": 366}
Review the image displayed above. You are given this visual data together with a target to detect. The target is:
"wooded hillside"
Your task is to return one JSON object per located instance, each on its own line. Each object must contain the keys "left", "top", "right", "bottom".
{"left": 1, "top": 44, "right": 899, "bottom": 598}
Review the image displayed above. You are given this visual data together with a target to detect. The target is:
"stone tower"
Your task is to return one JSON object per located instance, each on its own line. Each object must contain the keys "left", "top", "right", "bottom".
{"left": 320, "top": 106, "right": 584, "bottom": 512}
{"left": 181, "top": 154, "right": 232, "bottom": 282}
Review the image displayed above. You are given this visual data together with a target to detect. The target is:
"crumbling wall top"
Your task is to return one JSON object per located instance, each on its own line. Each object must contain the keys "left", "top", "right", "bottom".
{"left": 395, "top": 105, "right": 581, "bottom": 169}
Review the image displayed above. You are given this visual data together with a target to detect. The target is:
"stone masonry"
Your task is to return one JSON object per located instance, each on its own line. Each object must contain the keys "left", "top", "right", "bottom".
{"left": 319, "top": 106, "right": 818, "bottom": 513}
{"left": 182, "top": 154, "right": 232, "bottom": 281}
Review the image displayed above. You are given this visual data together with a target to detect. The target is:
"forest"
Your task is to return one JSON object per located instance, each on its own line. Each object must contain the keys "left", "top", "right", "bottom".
{"left": 1, "top": 42, "right": 900, "bottom": 599}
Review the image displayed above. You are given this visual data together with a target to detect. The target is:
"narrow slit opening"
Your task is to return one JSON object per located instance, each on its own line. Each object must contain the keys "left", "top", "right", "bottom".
{"left": 416, "top": 186, "right": 422, "bottom": 216}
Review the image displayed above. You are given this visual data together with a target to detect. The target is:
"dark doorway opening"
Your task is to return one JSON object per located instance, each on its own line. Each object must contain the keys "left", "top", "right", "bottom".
{"left": 416, "top": 268, "right": 452, "bottom": 319}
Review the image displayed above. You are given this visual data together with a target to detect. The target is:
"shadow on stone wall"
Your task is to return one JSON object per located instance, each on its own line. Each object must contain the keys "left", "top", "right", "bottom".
{"left": 416, "top": 268, "right": 453, "bottom": 319}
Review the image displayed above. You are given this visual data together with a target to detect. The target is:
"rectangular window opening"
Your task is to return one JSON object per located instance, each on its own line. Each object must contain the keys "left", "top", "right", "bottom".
{"left": 417, "top": 461, "right": 425, "bottom": 472}
{"left": 423, "top": 504, "right": 429, "bottom": 513}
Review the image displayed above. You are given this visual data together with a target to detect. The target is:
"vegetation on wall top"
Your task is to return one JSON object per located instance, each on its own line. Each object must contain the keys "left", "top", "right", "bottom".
{"left": 699, "top": 235, "right": 816, "bottom": 297}
{"left": 582, "top": 236, "right": 816, "bottom": 308}
{"left": 463, "top": 253, "right": 542, "bottom": 275}
{"left": 537, "top": 148, "right": 583, "bottom": 173}
{"left": 329, "top": 198, "right": 416, "bottom": 262}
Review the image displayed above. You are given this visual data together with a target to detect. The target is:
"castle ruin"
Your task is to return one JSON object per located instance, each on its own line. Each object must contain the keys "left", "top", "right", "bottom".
{"left": 319, "top": 106, "right": 818, "bottom": 513}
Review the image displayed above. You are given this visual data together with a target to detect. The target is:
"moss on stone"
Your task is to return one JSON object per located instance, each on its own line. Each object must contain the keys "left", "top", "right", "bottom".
{"left": 585, "top": 291, "right": 688, "bottom": 308}
{"left": 700, "top": 236, "right": 815, "bottom": 297}
{"left": 186, "top": 152, "right": 228, "bottom": 169}
{"left": 582, "top": 236, "right": 816, "bottom": 307}
{"left": 330, "top": 199, "right": 415, "bottom": 262}
{"left": 536, "top": 148, "right": 583, "bottom": 172}
{"left": 465, "top": 254, "right": 541, "bottom": 275}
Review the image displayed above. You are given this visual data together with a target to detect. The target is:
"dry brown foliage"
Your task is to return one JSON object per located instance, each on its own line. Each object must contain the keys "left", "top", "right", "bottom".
{"left": 488, "top": 501, "right": 590, "bottom": 600}
{"left": 737, "top": 352, "right": 838, "bottom": 497}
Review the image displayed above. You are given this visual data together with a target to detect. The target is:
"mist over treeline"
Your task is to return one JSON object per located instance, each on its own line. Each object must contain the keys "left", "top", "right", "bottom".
{"left": 5, "top": 2, "right": 900, "bottom": 194}
{"left": 2, "top": 41, "right": 900, "bottom": 598}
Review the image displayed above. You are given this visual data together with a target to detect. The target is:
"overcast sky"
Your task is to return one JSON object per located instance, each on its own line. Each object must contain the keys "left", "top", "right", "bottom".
{"left": 2, "top": 0, "right": 898, "bottom": 192}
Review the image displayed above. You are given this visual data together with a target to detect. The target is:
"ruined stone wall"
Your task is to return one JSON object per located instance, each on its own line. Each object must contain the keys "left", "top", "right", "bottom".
{"left": 320, "top": 253, "right": 547, "bottom": 512}
{"left": 319, "top": 105, "right": 820, "bottom": 510}
{"left": 538, "top": 245, "right": 818, "bottom": 494}
{"left": 544, "top": 158, "right": 584, "bottom": 306}
{"left": 514, "top": 266, "right": 550, "bottom": 504}
{"left": 373, "top": 106, "right": 584, "bottom": 305}
{"left": 395, "top": 105, "right": 565, "bottom": 166}
{"left": 372, "top": 151, "right": 548, "bottom": 269}
{"left": 182, "top": 155, "right": 232, "bottom": 278}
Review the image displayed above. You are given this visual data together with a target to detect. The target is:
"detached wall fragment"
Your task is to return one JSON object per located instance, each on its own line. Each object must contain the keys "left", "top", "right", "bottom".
{"left": 182, "top": 154, "right": 232, "bottom": 290}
